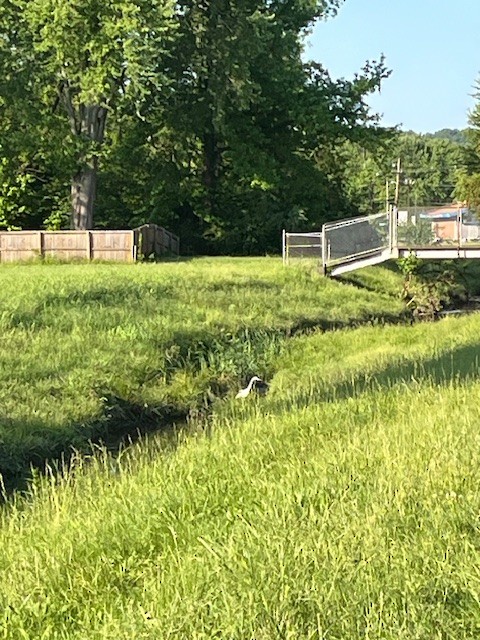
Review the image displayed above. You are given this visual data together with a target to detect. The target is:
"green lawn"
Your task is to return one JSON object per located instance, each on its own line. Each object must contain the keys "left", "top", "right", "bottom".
{"left": 0, "top": 258, "right": 404, "bottom": 478}
{"left": 2, "top": 258, "right": 480, "bottom": 638}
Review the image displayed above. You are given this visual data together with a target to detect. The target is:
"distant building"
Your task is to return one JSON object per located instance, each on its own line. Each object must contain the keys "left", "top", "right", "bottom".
{"left": 418, "top": 203, "right": 478, "bottom": 241}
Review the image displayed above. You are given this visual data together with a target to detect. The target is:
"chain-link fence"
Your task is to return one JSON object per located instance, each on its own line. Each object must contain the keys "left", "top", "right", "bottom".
{"left": 282, "top": 214, "right": 389, "bottom": 269}
{"left": 283, "top": 205, "right": 480, "bottom": 276}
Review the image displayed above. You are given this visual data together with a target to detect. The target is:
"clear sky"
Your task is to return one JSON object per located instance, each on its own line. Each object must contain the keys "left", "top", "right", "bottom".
{"left": 305, "top": 0, "right": 480, "bottom": 133}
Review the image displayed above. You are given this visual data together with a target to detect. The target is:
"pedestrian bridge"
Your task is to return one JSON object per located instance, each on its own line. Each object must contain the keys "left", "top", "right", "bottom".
{"left": 283, "top": 206, "right": 480, "bottom": 276}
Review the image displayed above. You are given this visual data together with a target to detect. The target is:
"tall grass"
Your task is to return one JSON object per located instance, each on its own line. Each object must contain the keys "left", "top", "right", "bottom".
{"left": 1, "top": 307, "right": 480, "bottom": 637}
{"left": 0, "top": 258, "right": 405, "bottom": 478}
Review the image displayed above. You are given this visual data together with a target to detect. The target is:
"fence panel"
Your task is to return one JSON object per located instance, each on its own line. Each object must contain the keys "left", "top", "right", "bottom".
{"left": 42, "top": 232, "right": 91, "bottom": 260}
{"left": 0, "top": 225, "right": 178, "bottom": 263}
{"left": 91, "top": 231, "right": 134, "bottom": 261}
{"left": 0, "top": 231, "right": 41, "bottom": 262}
{"left": 396, "top": 208, "right": 451, "bottom": 247}
{"left": 283, "top": 232, "right": 322, "bottom": 263}
{"left": 395, "top": 206, "right": 480, "bottom": 248}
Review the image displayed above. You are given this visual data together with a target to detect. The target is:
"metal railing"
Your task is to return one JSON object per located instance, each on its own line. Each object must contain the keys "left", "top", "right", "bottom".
{"left": 282, "top": 230, "right": 322, "bottom": 264}
{"left": 395, "top": 206, "right": 480, "bottom": 247}
{"left": 283, "top": 204, "right": 480, "bottom": 275}
{"left": 323, "top": 212, "right": 390, "bottom": 267}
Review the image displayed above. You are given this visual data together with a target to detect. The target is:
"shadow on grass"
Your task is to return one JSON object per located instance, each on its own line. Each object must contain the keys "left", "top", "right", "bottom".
{"left": 0, "top": 395, "right": 188, "bottom": 497}
{"left": 270, "top": 341, "right": 480, "bottom": 415}
{"left": 200, "top": 279, "right": 287, "bottom": 293}
{"left": 161, "top": 310, "right": 412, "bottom": 360}
{"left": 337, "top": 272, "right": 400, "bottom": 297}
{"left": 286, "top": 310, "right": 411, "bottom": 337}
{"left": 1, "top": 309, "right": 413, "bottom": 496}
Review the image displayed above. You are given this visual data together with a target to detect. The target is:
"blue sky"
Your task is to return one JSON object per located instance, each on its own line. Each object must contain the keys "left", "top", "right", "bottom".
{"left": 305, "top": 0, "right": 480, "bottom": 133}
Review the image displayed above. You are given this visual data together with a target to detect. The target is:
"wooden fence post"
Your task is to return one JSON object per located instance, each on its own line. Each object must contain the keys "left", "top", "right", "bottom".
{"left": 38, "top": 230, "right": 44, "bottom": 259}
{"left": 131, "top": 230, "right": 136, "bottom": 262}
{"left": 86, "top": 231, "right": 92, "bottom": 260}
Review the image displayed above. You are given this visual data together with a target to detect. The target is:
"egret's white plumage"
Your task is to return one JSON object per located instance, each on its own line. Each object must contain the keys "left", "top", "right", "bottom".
{"left": 235, "top": 376, "right": 269, "bottom": 398}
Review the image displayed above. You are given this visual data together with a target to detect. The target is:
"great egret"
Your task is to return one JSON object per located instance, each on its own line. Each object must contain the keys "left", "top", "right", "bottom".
{"left": 235, "top": 376, "right": 269, "bottom": 398}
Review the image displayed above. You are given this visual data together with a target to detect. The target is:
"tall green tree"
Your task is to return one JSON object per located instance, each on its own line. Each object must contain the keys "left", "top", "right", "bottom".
{"left": 455, "top": 81, "right": 480, "bottom": 209}
{"left": 0, "top": 0, "right": 175, "bottom": 229}
{"left": 143, "top": 0, "right": 388, "bottom": 252}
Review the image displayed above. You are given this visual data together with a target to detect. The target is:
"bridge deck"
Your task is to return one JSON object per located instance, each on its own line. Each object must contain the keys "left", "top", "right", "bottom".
{"left": 397, "top": 246, "right": 480, "bottom": 260}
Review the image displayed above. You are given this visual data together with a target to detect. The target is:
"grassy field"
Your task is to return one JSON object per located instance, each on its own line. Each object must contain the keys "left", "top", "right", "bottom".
{"left": 2, "top": 258, "right": 480, "bottom": 638}
{"left": 0, "top": 257, "right": 404, "bottom": 480}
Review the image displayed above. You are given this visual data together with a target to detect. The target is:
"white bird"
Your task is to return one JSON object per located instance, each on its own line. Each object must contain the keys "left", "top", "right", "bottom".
{"left": 235, "top": 376, "right": 269, "bottom": 399}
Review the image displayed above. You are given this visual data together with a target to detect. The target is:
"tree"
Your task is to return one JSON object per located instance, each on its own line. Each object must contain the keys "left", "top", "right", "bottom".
{"left": 455, "top": 81, "right": 480, "bottom": 209}
{"left": 144, "top": 0, "right": 389, "bottom": 252}
{"left": 0, "top": 0, "right": 175, "bottom": 229}
{"left": 426, "top": 128, "right": 467, "bottom": 145}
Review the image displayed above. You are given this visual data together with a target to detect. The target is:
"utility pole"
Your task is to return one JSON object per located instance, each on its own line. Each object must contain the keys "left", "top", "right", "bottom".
{"left": 394, "top": 157, "right": 401, "bottom": 208}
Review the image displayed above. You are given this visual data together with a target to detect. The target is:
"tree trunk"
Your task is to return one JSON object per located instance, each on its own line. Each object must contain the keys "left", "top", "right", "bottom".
{"left": 59, "top": 89, "right": 107, "bottom": 229}
{"left": 71, "top": 158, "right": 97, "bottom": 230}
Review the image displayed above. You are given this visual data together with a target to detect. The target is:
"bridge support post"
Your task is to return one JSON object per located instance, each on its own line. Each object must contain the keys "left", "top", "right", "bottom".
{"left": 321, "top": 225, "right": 327, "bottom": 276}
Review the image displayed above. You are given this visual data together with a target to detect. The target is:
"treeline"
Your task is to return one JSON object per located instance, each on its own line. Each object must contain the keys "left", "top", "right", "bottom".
{"left": 342, "top": 130, "right": 466, "bottom": 215}
{"left": 0, "top": 0, "right": 476, "bottom": 254}
{"left": 351, "top": 119, "right": 480, "bottom": 216}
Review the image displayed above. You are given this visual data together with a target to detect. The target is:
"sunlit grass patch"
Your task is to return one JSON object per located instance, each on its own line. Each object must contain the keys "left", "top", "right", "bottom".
{"left": 2, "top": 313, "right": 480, "bottom": 636}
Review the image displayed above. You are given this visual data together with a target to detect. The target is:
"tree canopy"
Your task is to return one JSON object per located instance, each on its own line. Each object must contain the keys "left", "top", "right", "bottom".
{"left": 454, "top": 83, "right": 480, "bottom": 210}
{"left": 0, "top": 0, "right": 393, "bottom": 252}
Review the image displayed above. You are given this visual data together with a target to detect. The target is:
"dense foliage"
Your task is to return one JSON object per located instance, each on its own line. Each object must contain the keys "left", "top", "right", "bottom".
{"left": 341, "top": 131, "right": 464, "bottom": 215}
{"left": 0, "top": 0, "right": 390, "bottom": 252}
{"left": 0, "top": 0, "right": 473, "bottom": 253}
{"left": 455, "top": 82, "right": 480, "bottom": 210}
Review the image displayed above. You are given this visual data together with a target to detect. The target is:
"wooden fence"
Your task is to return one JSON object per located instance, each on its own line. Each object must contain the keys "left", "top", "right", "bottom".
{"left": 0, "top": 224, "right": 179, "bottom": 263}
{"left": 134, "top": 224, "right": 180, "bottom": 259}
